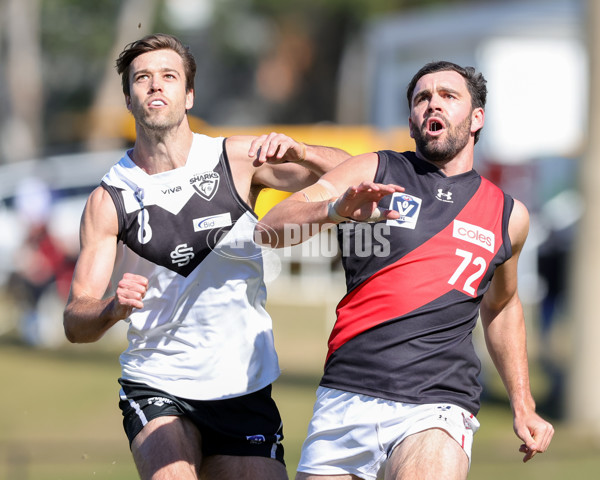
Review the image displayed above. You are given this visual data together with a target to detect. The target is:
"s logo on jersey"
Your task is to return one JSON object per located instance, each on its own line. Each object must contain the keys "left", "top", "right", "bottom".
{"left": 190, "top": 172, "right": 220, "bottom": 201}
{"left": 386, "top": 193, "right": 422, "bottom": 229}
{"left": 170, "top": 243, "right": 195, "bottom": 267}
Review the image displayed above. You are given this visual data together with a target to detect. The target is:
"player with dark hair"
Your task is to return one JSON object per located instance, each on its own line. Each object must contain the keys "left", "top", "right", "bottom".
{"left": 258, "top": 61, "right": 554, "bottom": 480}
{"left": 63, "top": 33, "right": 349, "bottom": 480}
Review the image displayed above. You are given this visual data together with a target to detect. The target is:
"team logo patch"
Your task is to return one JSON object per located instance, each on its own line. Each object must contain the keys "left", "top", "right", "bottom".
{"left": 386, "top": 192, "right": 422, "bottom": 229}
{"left": 190, "top": 171, "right": 220, "bottom": 200}
{"left": 170, "top": 243, "right": 195, "bottom": 267}
{"left": 193, "top": 212, "right": 232, "bottom": 232}
{"left": 453, "top": 219, "right": 495, "bottom": 253}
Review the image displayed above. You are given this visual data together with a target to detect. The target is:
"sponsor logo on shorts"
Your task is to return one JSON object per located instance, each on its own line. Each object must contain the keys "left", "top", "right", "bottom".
{"left": 462, "top": 412, "right": 475, "bottom": 430}
{"left": 147, "top": 397, "right": 173, "bottom": 407}
{"left": 246, "top": 434, "right": 266, "bottom": 444}
{"left": 436, "top": 405, "right": 452, "bottom": 422}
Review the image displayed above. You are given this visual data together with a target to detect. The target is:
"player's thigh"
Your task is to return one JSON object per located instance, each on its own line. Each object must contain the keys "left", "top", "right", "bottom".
{"left": 386, "top": 428, "right": 468, "bottom": 480}
{"left": 131, "top": 415, "right": 202, "bottom": 480}
{"left": 201, "top": 454, "right": 288, "bottom": 480}
{"left": 295, "top": 473, "right": 361, "bottom": 480}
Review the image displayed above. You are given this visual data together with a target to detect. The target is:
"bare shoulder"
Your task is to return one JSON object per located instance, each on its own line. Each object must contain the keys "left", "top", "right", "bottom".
{"left": 223, "top": 135, "right": 254, "bottom": 159}
{"left": 322, "top": 152, "right": 380, "bottom": 188}
{"left": 508, "top": 198, "right": 530, "bottom": 254}
{"left": 81, "top": 186, "right": 119, "bottom": 238}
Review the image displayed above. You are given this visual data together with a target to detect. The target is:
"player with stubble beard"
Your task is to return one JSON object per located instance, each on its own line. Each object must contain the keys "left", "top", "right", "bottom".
{"left": 257, "top": 61, "right": 554, "bottom": 480}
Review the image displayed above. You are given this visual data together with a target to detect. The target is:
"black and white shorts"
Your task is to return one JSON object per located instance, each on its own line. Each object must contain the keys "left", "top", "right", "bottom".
{"left": 118, "top": 379, "right": 285, "bottom": 464}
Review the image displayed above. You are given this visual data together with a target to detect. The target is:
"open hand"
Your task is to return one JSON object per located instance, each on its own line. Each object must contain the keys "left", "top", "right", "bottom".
{"left": 333, "top": 181, "right": 404, "bottom": 222}
{"left": 248, "top": 132, "right": 306, "bottom": 166}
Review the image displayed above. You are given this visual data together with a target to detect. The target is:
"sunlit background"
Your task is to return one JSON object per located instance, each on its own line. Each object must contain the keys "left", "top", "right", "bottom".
{"left": 1, "top": 0, "right": 599, "bottom": 478}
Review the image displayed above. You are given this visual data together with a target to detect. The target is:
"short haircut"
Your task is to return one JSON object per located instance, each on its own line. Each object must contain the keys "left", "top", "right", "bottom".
{"left": 116, "top": 33, "right": 196, "bottom": 97}
{"left": 406, "top": 61, "right": 487, "bottom": 143}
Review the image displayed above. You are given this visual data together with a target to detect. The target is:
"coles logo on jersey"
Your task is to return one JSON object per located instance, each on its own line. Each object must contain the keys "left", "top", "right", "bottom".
{"left": 193, "top": 212, "right": 232, "bottom": 232}
{"left": 386, "top": 192, "right": 422, "bottom": 229}
{"left": 190, "top": 171, "right": 220, "bottom": 200}
{"left": 453, "top": 219, "right": 495, "bottom": 253}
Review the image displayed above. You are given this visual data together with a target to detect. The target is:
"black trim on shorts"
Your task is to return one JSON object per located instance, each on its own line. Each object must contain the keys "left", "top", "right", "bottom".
{"left": 118, "top": 379, "right": 285, "bottom": 464}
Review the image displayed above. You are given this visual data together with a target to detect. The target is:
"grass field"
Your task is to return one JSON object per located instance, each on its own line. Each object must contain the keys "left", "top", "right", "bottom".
{"left": 0, "top": 298, "right": 599, "bottom": 479}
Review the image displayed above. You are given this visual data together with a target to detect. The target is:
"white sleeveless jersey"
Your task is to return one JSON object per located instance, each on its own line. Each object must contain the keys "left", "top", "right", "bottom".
{"left": 101, "top": 134, "right": 280, "bottom": 400}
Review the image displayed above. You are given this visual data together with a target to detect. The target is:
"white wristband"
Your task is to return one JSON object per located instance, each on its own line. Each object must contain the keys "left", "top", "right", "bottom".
{"left": 365, "top": 207, "right": 384, "bottom": 223}
{"left": 327, "top": 200, "right": 385, "bottom": 223}
{"left": 327, "top": 200, "right": 351, "bottom": 223}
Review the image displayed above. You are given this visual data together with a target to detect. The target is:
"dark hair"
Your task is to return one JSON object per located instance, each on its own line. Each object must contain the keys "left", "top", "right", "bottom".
{"left": 406, "top": 61, "right": 487, "bottom": 143}
{"left": 116, "top": 33, "right": 196, "bottom": 97}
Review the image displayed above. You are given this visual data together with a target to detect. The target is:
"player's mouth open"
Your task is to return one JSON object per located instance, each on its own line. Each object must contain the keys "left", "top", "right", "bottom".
{"left": 427, "top": 119, "right": 445, "bottom": 134}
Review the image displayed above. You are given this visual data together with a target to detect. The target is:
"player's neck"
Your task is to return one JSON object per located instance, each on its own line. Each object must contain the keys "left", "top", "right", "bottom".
{"left": 131, "top": 128, "right": 194, "bottom": 175}
{"left": 417, "top": 147, "right": 475, "bottom": 177}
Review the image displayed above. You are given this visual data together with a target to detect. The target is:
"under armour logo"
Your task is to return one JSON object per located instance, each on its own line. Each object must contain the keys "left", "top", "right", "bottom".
{"left": 436, "top": 189, "right": 453, "bottom": 203}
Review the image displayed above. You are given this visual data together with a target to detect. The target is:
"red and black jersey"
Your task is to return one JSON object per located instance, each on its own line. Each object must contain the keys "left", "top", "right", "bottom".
{"left": 320, "top": 151, "right": 514, "bottom": 415}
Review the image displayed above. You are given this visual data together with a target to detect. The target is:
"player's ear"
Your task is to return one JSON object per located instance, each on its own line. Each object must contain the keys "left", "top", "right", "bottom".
{"left": 185, "top": 89, "right": 194, "bottom": 110}
{"left": 125, "top": 95, "right": 132, "bottom": 111}
{"left": 471, "top": 107, "right": 484, "bottom": 134}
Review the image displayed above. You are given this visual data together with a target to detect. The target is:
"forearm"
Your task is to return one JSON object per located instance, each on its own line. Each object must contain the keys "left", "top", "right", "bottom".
{"left": 481, "top": 300, "right": 536, "bottom": 415}
{"left": 258, "top": 179, "right": 404, "bottom": 247}
{"left": 63, "top": 294, "right": 123, "bottom": 344}
{"left": 257, "top": 195, "right": 335, "bottom": 248}
{"left": 300, "top": 144, "right": 350, "bottom": 176}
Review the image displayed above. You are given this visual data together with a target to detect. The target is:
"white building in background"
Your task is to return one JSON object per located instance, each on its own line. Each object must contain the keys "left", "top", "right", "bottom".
{"left": 334, "top": 0, "right": 587, "bottom": 304}
{"left": 338, "top": 0, "right": 587, "bottom": 165}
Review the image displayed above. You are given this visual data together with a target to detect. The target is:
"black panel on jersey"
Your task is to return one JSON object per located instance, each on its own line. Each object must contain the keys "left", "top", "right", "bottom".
{"left": 321, "top": 289, "right": 483, "bottom": 414}
{"left": 324, "top": 150, "right": 514, "bottom": 415}
{"left": 338, "top": 151, "right": 482, "bottom": 293}
{"left": 101, "top": 145, "right": 251, "bottom": 278}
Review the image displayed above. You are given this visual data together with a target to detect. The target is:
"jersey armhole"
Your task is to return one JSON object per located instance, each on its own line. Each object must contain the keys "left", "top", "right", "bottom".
{"left": 220, "top": 138, "right": 257, "bottom": 218}
{"left": 100, "top": 181, "right": 126, "bottom": 242}
{"left": 373, "top": 151, "right": 388, "bottom": 183}
{"left": 502, "top": 193, "right": 515, "bottom": 259}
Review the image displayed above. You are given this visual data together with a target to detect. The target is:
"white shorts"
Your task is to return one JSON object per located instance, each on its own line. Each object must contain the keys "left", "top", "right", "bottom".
{"left": 297, "top": 387, "right": 480, "bottom": 480}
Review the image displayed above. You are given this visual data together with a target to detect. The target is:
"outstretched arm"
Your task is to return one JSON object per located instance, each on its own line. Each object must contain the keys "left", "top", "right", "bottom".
{"left": 226, "top": 133, "right": 351, "bottom": 194}
{"left": 63, "top": 187, "right": 148, "bottom": 343}
{"left": 256, "top": 152, "right": 403, "bottom": 248}
{"left": 480, "top": 199, "right": 554, "bottom": 462}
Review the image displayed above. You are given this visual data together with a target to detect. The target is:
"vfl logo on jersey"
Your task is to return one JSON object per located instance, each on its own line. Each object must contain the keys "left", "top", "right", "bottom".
{"left": 193, "top": 212, "right": 232, "bottom": 232}
{"left": 190, "top": 171, "right": 220, "bottom": 201}
{"left": 170, "top": 243, "right": 195, "bottom": 267}
{"left": 386, "top": 192, "right": 422, "bottom": 229}
{"left": 453, "top": 220, "right": 495, "bottom": 253}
